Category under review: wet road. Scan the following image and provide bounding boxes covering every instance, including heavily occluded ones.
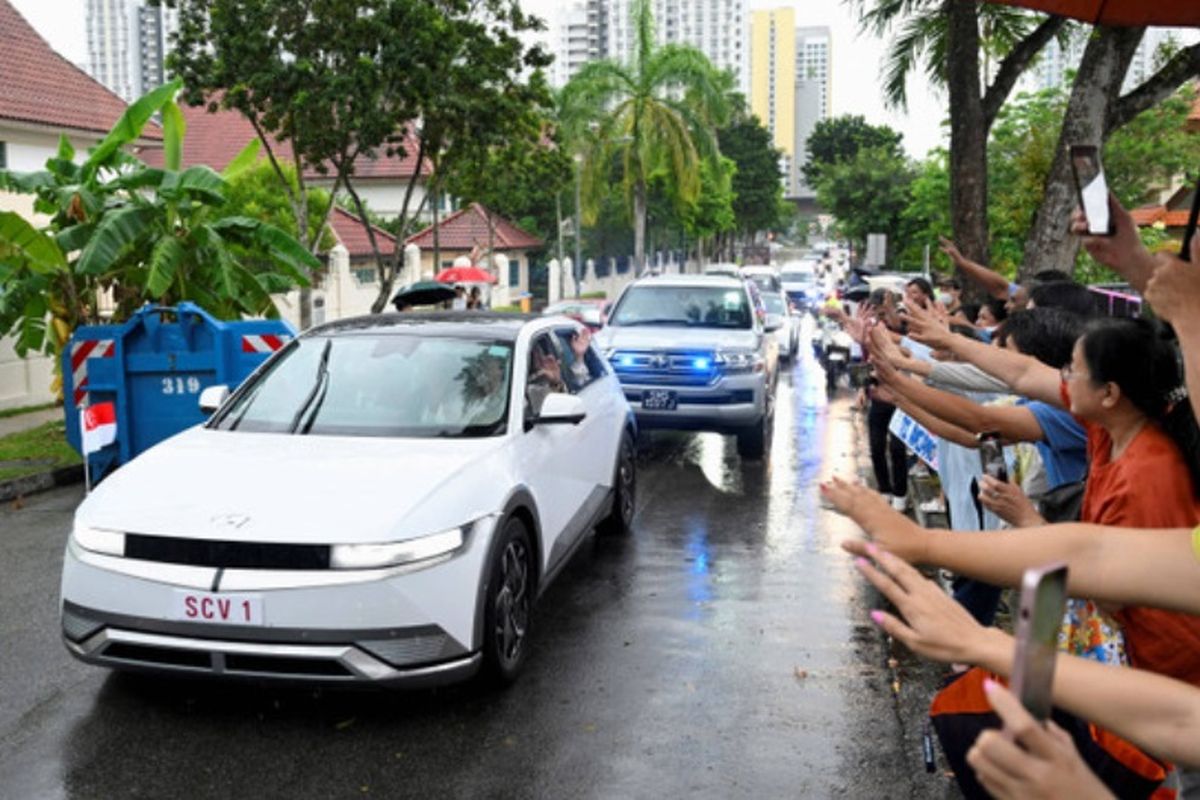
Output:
[0,339,943,799]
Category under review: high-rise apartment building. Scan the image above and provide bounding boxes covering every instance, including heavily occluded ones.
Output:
[551,0,607,88]
[793,27,831,196]
[86,0,177,102]
[606,0,749,96]
[749,9,795,188]
[1030,27,1197,94]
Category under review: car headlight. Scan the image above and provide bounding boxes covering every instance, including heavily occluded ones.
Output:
[716,349,765,373]
[330,525,468,570]
[72,523,125,556]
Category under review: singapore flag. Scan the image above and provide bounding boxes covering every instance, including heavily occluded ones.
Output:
[80,402,117,455]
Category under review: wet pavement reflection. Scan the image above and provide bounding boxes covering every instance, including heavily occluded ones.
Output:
[0,321,935,799]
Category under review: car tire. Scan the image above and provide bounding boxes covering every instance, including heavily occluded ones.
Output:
[481,517,535,685]
[598,430,636,536]
[737,408,772,459]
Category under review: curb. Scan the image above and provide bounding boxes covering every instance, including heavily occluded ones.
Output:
[0,464,84,503]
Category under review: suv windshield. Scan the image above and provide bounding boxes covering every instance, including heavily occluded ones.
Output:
[212,335,513,437]
[743,273,781,293]
[762,293,786,314]
[610,285,752,329]
[780,271,815,285]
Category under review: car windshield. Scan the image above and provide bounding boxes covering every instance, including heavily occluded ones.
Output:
[212,335,513,438]
[609,285,752,329]
[744,273,780,293]
[781,271,815,285]
[763,293,786,314]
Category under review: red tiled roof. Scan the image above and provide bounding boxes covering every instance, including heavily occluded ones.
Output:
[138,101,431,179]
[329,206,396,257]
[406,203,543,251]
[1131,205,1193,228]
[0,0,160,139]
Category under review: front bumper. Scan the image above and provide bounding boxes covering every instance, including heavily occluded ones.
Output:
[59,516,500,687]
[618,371,767,431]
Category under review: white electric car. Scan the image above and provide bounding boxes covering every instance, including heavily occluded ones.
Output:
[60,313,636,687]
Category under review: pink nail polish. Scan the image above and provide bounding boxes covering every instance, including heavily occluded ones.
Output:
[982,678,996,693]
[866,542,879,557]
[869,610,885,625]
[854,557,869,569]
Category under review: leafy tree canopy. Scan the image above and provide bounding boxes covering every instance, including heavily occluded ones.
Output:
[803,114,904,187]
[718,115,784,237]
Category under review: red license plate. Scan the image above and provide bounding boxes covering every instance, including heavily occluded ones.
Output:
[171,590,264,625]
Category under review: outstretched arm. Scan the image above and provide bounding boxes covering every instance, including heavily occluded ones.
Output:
[825,477,1200,613]
[859,548,1200,771]
[940,236,1012,301]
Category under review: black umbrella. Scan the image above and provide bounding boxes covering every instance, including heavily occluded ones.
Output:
[392,280,457,310]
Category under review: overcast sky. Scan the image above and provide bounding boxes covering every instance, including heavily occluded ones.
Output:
[15,0,950,155]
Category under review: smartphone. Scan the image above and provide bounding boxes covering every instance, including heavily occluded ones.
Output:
[977,431,1008,483]
[1069,145,1114,236]
[848,362,876,389]
[1010,563,1069,720]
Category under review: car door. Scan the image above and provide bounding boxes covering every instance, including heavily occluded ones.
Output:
[512,330,602,574]
[553,324,625,490]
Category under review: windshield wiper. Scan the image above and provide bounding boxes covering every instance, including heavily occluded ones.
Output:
[616,318,690,327]
[289,339,332,434]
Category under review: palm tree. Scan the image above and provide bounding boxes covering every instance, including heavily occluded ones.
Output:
[558,0,729,275]
[851,0,1065,270]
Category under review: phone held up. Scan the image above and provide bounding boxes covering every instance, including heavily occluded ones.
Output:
[1010,563,1069,721]
[1069,144,1115,237]
[977,431,1008,483]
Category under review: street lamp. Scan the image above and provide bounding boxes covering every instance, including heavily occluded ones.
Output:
[573,152,583,299]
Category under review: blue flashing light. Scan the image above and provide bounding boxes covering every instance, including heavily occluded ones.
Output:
[617,355,636,368]
[692,357,711,370]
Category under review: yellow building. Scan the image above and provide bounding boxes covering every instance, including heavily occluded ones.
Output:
[749,9,796,180]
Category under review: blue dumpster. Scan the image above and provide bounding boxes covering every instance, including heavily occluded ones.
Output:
[63,302,296,482]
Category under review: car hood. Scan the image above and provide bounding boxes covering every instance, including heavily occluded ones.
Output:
[78,427,512,544]
[596,326,759,352]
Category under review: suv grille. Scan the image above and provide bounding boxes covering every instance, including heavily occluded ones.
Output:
[124,534,331,570]
[610,350,718,387]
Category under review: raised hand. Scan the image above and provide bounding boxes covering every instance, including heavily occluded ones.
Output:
[978,474,1045,528]
[821,476,929,563]
[1145,236,1200,325]
[902,299,953,350]
[967,681,1116,800]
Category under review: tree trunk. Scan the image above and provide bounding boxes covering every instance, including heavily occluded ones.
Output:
[946,0,989,278]
[633,181,647,276]
[432,181,441,278]
[1020,27,1144,281]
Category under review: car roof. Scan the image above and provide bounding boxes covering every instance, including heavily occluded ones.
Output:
[304,311,543,341]
[632,274,746,288]
[739,265,778,274]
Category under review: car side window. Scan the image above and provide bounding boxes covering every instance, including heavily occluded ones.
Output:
[525,333,566,419]
[554,326,605,393]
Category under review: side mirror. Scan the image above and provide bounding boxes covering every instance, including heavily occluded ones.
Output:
[764,314,784,333]
[198,385,230,414]
[535,392,586,426]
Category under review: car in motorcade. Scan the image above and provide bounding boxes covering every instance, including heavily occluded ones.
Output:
[60,312,637,688]
[542,298,609,330]
[740,266,800,363]
[594,275,780,458]
[780,262,823,312]
[702,262,740,278]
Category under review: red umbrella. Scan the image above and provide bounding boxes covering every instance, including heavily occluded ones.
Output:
[986,0,1200,26]
[434,266,497,284]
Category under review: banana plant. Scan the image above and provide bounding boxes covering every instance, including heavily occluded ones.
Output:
[0,80,319,398]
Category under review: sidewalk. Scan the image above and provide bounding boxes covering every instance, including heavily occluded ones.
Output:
[0,406,82,503]
[0,406,62,438]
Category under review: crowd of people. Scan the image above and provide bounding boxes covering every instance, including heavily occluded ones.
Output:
[819,193,1200,799]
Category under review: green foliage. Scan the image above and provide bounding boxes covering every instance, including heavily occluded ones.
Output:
[221,160,336,257]
[896,149,952,269]
[813,145,916,261]
[675,156,736,242]
[0,83,316,374]
[0,421,81,482]
[718,116,784,236]
[803,115,904,187]
[559,0,731,270]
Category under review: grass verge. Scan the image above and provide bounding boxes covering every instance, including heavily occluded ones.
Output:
[0,420,81,482]
[0,402,57,420]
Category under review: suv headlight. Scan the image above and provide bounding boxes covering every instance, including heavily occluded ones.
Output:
[331,525,468,570]
[72,523,126,556]
[716,349,764,373]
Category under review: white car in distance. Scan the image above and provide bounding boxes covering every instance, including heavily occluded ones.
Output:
[60,313,636,688]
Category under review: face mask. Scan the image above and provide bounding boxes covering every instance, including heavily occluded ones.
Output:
[937,292,954,306]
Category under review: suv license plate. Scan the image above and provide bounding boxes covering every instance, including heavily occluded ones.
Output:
[642,389,677,410]
[171,590,264,626]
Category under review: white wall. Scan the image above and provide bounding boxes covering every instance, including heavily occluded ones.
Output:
[0,126,101,410]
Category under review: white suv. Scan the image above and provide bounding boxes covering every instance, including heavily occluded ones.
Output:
[60,313,636,688]
[595,275,779,458]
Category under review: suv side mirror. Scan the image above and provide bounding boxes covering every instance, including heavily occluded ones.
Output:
[199,385,230,414]
[535,392,586,426]
[763,313,785,333]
